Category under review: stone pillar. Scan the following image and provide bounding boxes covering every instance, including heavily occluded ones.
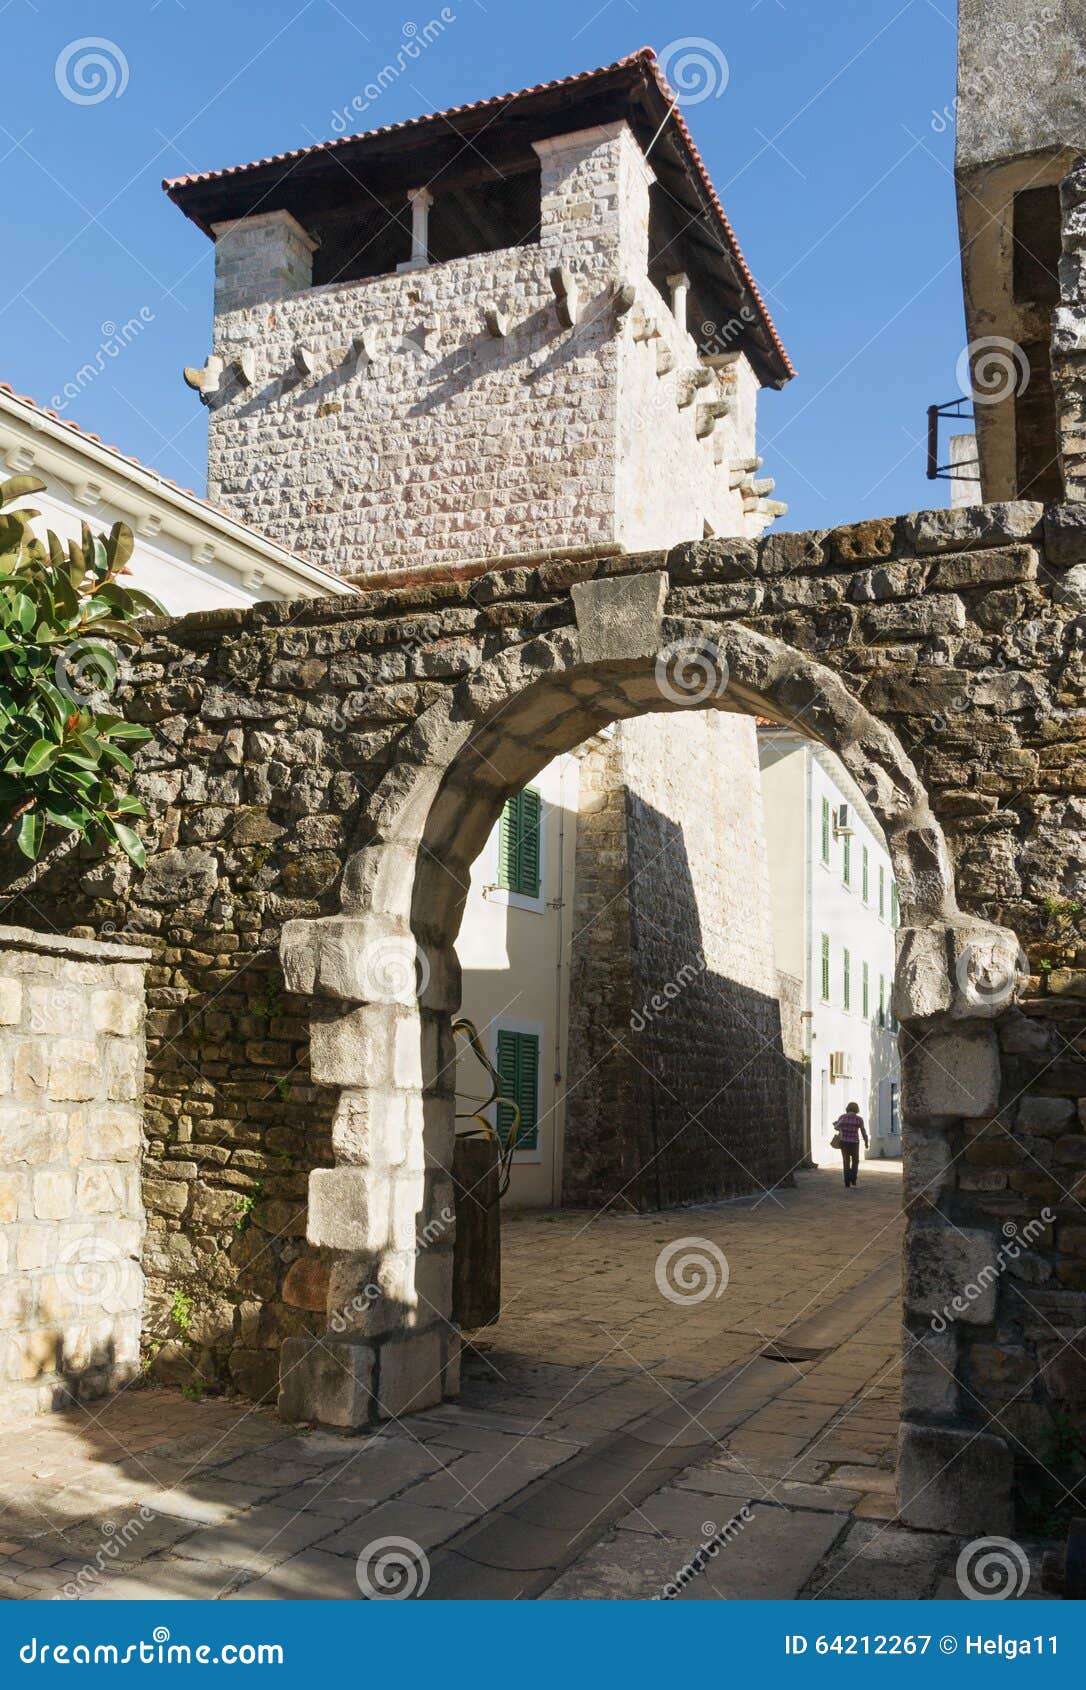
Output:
[397,187,433,271]
[277,913,459,1429]
[667,271,691,331]
[0,926,150,1420]
[212,209,317,315]
[892,920,1022,1533]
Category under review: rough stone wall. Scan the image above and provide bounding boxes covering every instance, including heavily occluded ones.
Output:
[564,714,792,1211]
[4,501,1083,1523]
[563,734,642,1208]
[0,927,148,1421]
[1054,156,1086,504]
[204,122,765,575]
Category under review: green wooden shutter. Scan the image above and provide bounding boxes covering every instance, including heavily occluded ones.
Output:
[843,834,851,885]
[820,798,830,863]
[862,960,870,1018]
[495,1029,540,1152]
[820,934,830,1001]
[843,947,851,1011]
[518,788,541,897]
[862,846,869,902]
[498,798,518,890]
[497,789,542,897]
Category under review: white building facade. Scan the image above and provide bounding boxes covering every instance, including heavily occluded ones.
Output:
[758,727,901,1166]
[454,751,584,1209]
[0,382,355,615]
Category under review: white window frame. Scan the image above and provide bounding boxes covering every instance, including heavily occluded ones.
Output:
[486,792,547,914]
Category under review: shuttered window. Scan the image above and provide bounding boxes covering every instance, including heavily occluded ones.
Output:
[843,948,851,1011]
[862,846,870,902]
[498,788,542,898]
[495,1029,540,1152]
[820,933,830,1002]
[820,797,830,863]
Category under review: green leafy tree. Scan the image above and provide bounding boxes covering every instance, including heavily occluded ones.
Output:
[0,475,164,865]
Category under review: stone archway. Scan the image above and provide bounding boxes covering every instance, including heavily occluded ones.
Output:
[277,576,1025,1532]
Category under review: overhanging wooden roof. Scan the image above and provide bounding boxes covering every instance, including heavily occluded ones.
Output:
[164,49,793,388]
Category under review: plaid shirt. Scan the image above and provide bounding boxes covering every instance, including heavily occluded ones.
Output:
[835,1111,866,1143]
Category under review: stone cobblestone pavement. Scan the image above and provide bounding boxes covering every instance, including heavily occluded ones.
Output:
[0,1167,1057,1600]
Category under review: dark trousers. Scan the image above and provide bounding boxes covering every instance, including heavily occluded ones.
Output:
[840,1142,860,1186]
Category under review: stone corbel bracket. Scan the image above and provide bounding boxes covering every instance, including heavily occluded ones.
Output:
[348,329,379,373]
[676,368,713,408]
[294,345,320,379]
[612,278,637,318]
[183,354,224,401]
[696,397,733,438]
[549,266,580,330]
[484,305,510,338]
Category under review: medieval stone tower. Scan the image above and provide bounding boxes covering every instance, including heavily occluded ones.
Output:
[166,50,792,575]
[167,51,799,1211]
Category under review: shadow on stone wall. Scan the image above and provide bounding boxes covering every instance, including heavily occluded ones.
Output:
[564,795,802,1211]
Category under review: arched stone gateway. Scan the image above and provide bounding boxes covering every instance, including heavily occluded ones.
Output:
[21,506,1085,1537]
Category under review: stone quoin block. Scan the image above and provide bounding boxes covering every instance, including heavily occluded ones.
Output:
[897,1423,1013,1534]
[900,1026,1001,1120]
[307,1167,392,1253]
[570,570,669,666]
[277,1333,375,1429]
[905,1218,1002,1326]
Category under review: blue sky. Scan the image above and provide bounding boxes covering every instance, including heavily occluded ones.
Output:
[3,0,965,532]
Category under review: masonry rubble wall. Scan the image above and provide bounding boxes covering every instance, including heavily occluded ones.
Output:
[1,501,1082,1524]
[0,926,149,1422]
[204,122,766,577]
[565,712,793,1209]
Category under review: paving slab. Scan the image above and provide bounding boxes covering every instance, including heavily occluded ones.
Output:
[170,1503,344,1573]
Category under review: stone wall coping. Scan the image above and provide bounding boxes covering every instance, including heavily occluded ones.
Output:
[134,496,1076,649]
[0,923,152,965]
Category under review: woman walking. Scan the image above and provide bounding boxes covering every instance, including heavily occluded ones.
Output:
[834,1100,869,1188]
